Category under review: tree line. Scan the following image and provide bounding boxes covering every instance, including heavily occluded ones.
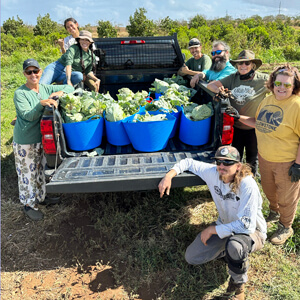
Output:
[1,8,300,63]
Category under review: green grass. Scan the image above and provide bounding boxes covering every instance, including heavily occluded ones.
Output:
[1,50,300,300]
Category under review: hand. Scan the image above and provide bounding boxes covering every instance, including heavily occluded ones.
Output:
[200,226,217,246]
[57,39,64,49]
[67,80,73,87]
[225,106,240,120]
[288,163,300,182]
[49,91,64,99]
[94,79,101,92]
[190,73,201,88]
[214,88,235,102]
[158,175,172,198]
[40,98,58,109]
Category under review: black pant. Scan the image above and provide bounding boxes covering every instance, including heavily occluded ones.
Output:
[232,127,258,175]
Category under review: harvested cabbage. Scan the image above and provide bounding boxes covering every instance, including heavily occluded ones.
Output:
[105,102,126,122]
[133,112,167,122]
[188,103,213,121]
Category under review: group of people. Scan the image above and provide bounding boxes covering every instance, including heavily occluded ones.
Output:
[12,22,299,299]
[40,18,100,92]
[163,38,300,299]
[12,17,100,221]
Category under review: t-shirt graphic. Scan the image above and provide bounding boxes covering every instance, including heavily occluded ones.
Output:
[214,186,240,202]
[256,104,283,133]
[231,85,256,105]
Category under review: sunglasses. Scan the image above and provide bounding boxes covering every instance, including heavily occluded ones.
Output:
[211,50,225,56]
[24,69,40,75]
[216,159,237,166]
[238,61,251,66]
[274,81,292,89]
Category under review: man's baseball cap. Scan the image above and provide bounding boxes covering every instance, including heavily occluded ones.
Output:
[213,146,240,162]
[188,38,201,49]
[23,59,40,71]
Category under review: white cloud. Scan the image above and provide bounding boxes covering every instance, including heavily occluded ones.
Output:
[53,5,82,23]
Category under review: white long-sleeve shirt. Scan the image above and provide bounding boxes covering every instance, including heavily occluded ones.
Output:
[172,158,267,239]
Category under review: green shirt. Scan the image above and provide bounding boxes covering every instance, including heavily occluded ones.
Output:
[58,44,96,75]
[220,72,269,129]
[185,54,212,72]
[13,84,74,144]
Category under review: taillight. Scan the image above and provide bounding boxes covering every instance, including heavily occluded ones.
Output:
[121,40,145,44]
[41,119,56,154]
[221,113,234,145]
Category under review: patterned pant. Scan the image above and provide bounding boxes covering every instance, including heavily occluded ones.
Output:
[13,141,46,208]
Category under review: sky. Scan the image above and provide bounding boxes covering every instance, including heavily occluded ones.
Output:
[1,0,300,27]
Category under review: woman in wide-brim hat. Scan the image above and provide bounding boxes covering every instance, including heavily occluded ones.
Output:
[207,50,269,176]
[40,30,100,92]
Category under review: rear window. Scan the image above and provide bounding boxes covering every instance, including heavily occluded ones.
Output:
[94,35,183,70]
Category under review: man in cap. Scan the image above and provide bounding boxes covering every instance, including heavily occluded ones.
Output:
[190,40,236,88]
[158,145,267,300]
[207,50,269,176]
[178,38,212,77]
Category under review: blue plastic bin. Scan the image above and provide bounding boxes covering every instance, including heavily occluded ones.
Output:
[62,116,104,151]
[169,106,182,139]
[123,111,176,152]
[179,111,211,146]
[104,114,131,146]
[155,92,162,99]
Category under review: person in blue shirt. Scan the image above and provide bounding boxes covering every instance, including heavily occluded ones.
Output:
[190,40,236,87]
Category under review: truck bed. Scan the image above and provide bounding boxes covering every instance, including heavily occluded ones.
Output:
[43,34,223,194]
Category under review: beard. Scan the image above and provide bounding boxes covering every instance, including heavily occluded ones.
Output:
[211,55,227,72]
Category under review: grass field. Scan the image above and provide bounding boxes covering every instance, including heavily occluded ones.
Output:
[1,50,300,299]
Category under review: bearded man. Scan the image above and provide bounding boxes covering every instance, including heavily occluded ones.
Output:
[190,40,236,88]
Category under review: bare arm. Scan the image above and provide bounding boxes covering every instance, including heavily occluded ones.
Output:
[238,116,256,128]
[190,72,206,88]
[178,64,201,77]
[65,65,73,86]
[57,39,66,54]
[207,80,223,93]
[158,169,177,198]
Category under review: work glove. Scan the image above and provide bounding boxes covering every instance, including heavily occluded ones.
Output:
[214,88,236,113]
[288,163,300,182]
[224,106,240,120]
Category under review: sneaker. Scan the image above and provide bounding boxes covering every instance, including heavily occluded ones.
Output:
[270,223,294,245]
[40,195,61,206]
[218,277,245,300]
[23,206,44,221]
[266,210,280,223]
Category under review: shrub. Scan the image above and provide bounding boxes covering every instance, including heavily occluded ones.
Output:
[97,20,117,38]
[126,8,156,37]
[33,13,58,36]
[1,33,16,54]
[2,16,24,37]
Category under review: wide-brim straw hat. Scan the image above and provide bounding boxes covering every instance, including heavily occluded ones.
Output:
[76,30,94,43]
[230,50,262,69]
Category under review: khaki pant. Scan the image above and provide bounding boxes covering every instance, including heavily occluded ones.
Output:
[84,77,98,92]
[258,153,300,228]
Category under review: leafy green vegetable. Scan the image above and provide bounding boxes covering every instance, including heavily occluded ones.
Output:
[133,112,168,122]
[184,103,214,121]
[105,102,126,122]
[60,90,107,123]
